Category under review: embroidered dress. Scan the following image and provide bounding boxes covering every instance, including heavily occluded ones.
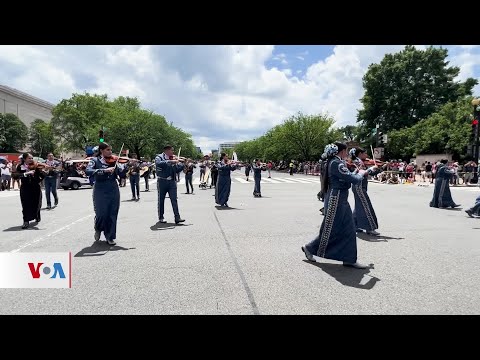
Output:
[429,164,457,208]
[304,157,364,263]
[215,162,237,206]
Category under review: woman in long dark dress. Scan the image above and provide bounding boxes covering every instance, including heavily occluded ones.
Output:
[429,159,460,208]
[349,147,381,236]
[301,142,374,269]
[12,153,46,229]
[215,152,238,207]
[85,143,125,246]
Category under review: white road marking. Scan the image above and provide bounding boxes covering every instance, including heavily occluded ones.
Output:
[10,214,93,253]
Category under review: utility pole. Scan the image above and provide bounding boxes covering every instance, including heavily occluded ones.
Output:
[375,123,379,148]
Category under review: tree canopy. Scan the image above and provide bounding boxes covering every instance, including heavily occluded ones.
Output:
[0,113,28,153]
[234,112,340,162]
[50,93,201,159]
[357,46,477,133]
[386,98,473,159]
[29,119,57,158]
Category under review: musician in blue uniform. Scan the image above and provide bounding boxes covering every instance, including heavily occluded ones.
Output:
[85,142,125,246]
[155,145,185,224]
[44,152,61,209]
[429,159,460,209]
[252,159,266,197]
[301,142,375,269]
[215,152,238,207]
[349,147,381,236]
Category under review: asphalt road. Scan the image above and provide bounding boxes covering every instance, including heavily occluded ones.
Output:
[1,171,479,314]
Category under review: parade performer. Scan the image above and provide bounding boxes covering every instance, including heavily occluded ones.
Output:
[301,142,374,269]
[44,152,62,209]
[12,153,46,229]
[85,142,126,245]
[184,159,196,194]
[155,145,185,224]
[215,152,238,207]
[429,159,460,209]
[349,147,381,236]
[252,159,266,197]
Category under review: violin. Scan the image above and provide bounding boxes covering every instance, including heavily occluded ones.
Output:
[26,161,49,171]
[169,155,186,162]
[363,158,386,166]
[103,155,130,166]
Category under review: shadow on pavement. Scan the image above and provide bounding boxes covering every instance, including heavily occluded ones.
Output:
[3,221,41,231]
[303,260,380,289]
[74,241,135,257]
[215,206,243,210]
[356,232,404,242]
[150,221,192,230]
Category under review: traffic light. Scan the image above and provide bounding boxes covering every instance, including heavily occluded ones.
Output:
[378,131,384,145]
[472,118,478,140]
[98,129,104,143]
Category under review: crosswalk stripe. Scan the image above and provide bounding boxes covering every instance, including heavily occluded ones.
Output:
[261,178,282,184]
[273,178,298,183]
[285,178,315,183]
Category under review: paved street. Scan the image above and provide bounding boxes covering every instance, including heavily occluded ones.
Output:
[1,171,480,314]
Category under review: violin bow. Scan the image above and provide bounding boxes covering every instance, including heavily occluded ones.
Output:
[370,145,377,166]
[115,143,125,169]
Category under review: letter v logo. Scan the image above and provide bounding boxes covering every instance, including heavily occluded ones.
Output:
[28,263,43,278]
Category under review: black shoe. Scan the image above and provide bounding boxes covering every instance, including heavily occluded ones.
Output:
[465,209,474,217]
[175,218,185,224]
[46,205,51,210]
[159,218,167,223]
[21,222,29,229]
[452,204,461,208]
[36,215,41,223]
[54,199,58,206]
[94,230,101,241]
[136,198,140,201]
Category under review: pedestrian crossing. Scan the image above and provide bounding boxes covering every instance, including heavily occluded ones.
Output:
[177,176,320,185]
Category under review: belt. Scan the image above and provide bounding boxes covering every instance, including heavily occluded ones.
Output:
[158,176,173,180]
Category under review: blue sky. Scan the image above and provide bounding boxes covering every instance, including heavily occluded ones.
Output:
[0,45,478,153]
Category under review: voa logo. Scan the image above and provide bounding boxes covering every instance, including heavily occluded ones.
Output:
[28,262,66,279]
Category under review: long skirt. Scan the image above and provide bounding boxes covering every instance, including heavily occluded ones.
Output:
[93,180,120,241]
[215,175,231,206]
[430,178,456,208]
[20,182,42,222]
[352,184,378,231]
[305,188,357,263]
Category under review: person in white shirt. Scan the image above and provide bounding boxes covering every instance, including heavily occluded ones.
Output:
[1,162,12,190]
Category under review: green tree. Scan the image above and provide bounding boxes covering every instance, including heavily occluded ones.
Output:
[29,119,57,158]
[281,112,340,161]
[0,113,28,152]
[51,93,111,152]
[338,125,360,142]
[358,45,477,133]
[234,112,341,162]
[386,98,472,159]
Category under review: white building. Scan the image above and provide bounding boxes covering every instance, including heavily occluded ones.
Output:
[219,142,241,152]
[0,84,54,126]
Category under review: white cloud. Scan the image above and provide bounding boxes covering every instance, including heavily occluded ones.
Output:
[296,56,305,60]
[0,45,476,151]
